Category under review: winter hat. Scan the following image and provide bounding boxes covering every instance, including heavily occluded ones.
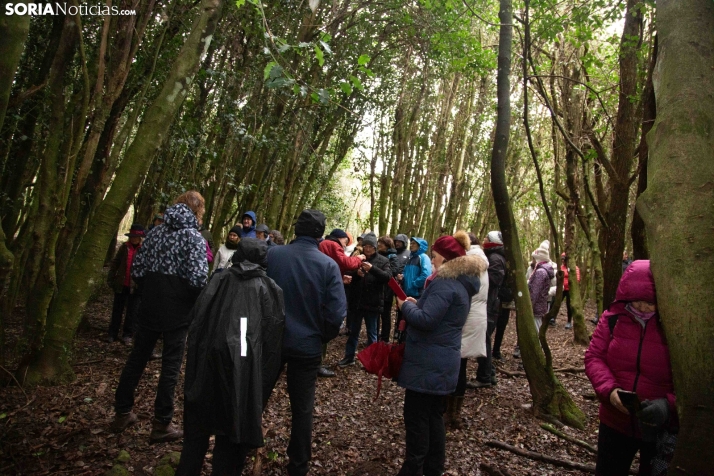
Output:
[294,209,326,238]
[256,224,270,234]
[228,225,242,237]
[362,232,378,248]
[126,224,146,238]
[487,231,503,245]
[533,247,550,263]
[539,240,551,252]
[432,235,467,262]
[329,228,348,240]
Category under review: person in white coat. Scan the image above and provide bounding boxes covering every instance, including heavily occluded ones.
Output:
[212,226,242,275]
[445,231,489,429]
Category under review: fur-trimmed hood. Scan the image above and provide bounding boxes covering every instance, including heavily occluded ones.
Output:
[437,254,488,279]
[436,254,486,299]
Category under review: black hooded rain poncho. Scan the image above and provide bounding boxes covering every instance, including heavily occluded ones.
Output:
[183,238,284,448]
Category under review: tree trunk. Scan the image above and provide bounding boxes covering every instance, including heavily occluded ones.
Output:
[631,36,657,260]
[0,0,31,132]
[18,0,225,386]
[490,0,584,429]
[601,0,644,308]
[638,0,714,472]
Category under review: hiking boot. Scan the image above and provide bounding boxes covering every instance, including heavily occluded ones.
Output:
[490,376,498,386]
[149,418,183,444]
[451,396,464,429]
[337,357,355,368]
[110,412,138,433]
[317,366,336,378]
[466,380,491,389]
[492,352,503,361]
[564,322,572,330]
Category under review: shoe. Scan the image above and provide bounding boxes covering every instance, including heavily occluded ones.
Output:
[110,412,138,433]
[490,376,498,386]
[122,336,133,346]
[106,336,117,343]
[549,319,556,327]
[451,396,464,429]
[337,357,355,368]
[149,418,183,444]
[444,396,454,427]
[466,380,492,389]
[564,322,572,329]
[317,366,336,378]
[513,347,521,359]
[492,352,503,361]
[149,351,162,361]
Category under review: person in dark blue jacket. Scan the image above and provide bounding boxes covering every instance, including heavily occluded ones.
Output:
[241,211,257,238]
[396,234,481,476]
[266,209,346,476]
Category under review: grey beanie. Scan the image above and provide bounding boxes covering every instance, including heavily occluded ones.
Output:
[362,232,378,248]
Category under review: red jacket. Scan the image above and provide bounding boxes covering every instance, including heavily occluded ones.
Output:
[318,238,362,274]
[584,260,676,437]
[560,264,580,291]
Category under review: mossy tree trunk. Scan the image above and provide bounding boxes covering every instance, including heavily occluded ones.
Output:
[18,0,225,386]
[0,0,30,132]
[490,0,585,429]
[638,0,714,471]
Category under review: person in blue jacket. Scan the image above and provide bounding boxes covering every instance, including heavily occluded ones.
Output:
[395,234,481,476]
[266,209,346,476]
[241,211,257,238]
[395,237,432,341]
[399,237,432,298]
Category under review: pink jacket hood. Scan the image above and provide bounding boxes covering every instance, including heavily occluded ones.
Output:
[584,260,676,437]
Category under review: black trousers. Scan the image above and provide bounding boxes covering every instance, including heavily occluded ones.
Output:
[475,320,496,383]
[109,287,140,338]
[398,389,446,476]
[453,358,468,397]
[596,423,655,476]
[175,410,250,476]
[563,290,573,323]
[114,325,187,422]
[281,355,322,476]
[492,307,511,358]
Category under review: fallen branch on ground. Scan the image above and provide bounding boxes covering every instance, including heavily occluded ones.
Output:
[554,366,586,374]
[484,439,596,473]
[540,423,597,454]
[496,367,585,379]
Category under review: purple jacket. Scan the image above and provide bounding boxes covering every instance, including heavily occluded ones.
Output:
[584,260,677,437]
[528,262,554,317]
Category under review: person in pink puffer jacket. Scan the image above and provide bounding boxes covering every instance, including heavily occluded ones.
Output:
[585,260,677,476]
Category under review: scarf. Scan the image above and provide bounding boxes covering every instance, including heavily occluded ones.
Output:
[625,303,656,322]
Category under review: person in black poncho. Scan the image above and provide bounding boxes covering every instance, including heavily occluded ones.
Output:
[176,238,285,476]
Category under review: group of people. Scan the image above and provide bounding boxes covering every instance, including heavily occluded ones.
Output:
[105,189,677,476]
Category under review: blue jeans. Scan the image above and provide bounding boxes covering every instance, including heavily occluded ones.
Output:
[344,310,378,359]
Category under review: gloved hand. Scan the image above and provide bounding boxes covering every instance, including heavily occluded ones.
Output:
[638,398,669,442]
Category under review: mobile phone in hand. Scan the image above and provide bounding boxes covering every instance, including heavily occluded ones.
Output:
[617,390,641,413]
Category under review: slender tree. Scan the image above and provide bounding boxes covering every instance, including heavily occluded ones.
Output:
[490,0,584,428]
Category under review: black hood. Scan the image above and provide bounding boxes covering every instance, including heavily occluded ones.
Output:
[231,238,268,269]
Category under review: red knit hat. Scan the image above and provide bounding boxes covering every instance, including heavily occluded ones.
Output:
[432,235,466,261]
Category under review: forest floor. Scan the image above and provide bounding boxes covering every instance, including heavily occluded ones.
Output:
[0,287,622,476]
